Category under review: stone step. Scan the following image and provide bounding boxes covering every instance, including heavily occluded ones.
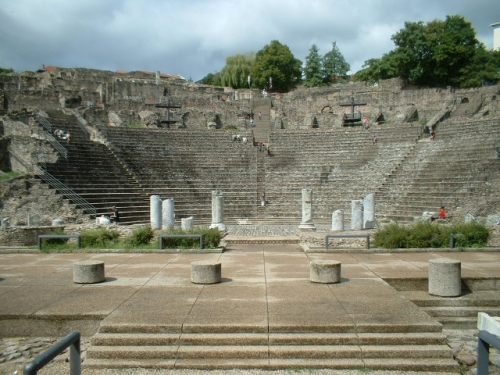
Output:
[92,331,449,346]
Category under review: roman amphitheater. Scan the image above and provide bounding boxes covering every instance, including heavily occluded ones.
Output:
[1,67,500,374]
[1,67,500,230]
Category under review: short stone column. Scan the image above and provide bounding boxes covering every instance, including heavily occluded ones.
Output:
[28,214,40,227]
[428,258,461,297]
[209,190,226,231]
[162,198,175,230]
[150,195,162,230]
[363,193,375,229]
[299,188,316,231]
[73,260,105,284]
[182,216,194,231]
[52,219,64,226]
[331,210,344,231]
[191,261,221,284]
[310,260,341,284]
[351,200,363,230]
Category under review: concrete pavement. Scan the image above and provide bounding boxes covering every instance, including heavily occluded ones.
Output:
[1,243,499,338]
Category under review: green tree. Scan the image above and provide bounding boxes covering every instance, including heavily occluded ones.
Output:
[0,67,14,74]
[322,42,350,83]
[391,15,482,86]
[303,44,324,87]
[220,53,255,88]
[354,14,492,88]
[250,40,302,92]
[457,47,500,87]
[198,72,222,86]
[354,52,398,83]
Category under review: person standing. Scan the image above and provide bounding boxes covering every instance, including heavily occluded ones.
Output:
[260,192,266,206]
[258,111,262,121]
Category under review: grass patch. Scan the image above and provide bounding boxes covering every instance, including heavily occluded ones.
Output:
[126,123,144,128]
[373,220,490,249]
[81,227,120,248]
[160,227,222,249]
[0,171,20,181]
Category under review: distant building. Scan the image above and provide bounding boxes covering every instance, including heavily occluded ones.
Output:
[491,22,500,51]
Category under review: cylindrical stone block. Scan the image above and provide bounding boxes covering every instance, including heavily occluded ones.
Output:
[428,258,461,297]
[73,260,105,284]
[52,219,64,226]
[182,216,194,231]
[331,210,344,231]
[310,260,341,284]
[191,261,221,284]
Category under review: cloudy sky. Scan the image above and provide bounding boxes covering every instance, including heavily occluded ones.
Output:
[1,0,498,81]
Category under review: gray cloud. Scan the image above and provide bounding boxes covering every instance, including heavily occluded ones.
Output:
[0,0,498,81]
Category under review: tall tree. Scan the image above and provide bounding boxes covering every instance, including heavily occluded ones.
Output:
[198,72,222,86]
[322,42,350,83]
[303,44,324,87]
[354,15,491,88]
[250,40,302,92]
[219,53,255,88]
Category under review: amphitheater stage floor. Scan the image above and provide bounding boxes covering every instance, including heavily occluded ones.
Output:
[0,244,499,338]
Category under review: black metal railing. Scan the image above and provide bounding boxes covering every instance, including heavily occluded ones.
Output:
[37,164,97,217]
[23,331,81,375]
[35,113,68,160]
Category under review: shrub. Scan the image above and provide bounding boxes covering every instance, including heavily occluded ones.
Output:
[81,228,120,248]
[124,225,154,246]
[160,227,222,249]
[43,228,69,245]
[373,220,490,249]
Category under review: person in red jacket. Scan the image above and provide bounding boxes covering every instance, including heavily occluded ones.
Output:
[439,206,446,219]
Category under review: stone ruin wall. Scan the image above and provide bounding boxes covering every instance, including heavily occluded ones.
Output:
[2,67,497,134]
[0,68,249,130]
[271,78,496,130]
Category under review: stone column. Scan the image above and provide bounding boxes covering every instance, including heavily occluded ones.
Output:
[162,198,175,230]
[182,216,194,231]
[351,200,363,230]
[299,188,316,231]
[363,193,375,229]
[209,190,226,231]
[150,195,162,230]
[331,210,344,231]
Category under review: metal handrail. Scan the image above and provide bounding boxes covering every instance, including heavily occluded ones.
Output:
[35,113,68,160]
[35,113,53,133]
[23,331,81,375]
[37,165,97,217]
[75,116,90,137]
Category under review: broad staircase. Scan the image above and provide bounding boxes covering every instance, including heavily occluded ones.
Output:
[40,110,149,223]
[85,324,457,371]
[252,97,272,144]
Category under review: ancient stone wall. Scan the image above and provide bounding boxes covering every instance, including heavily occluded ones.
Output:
[0,226,63,246]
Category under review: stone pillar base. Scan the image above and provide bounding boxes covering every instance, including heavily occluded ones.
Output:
[428,258,461,297]
[191,261,221,284]
[299,223,316,232]
[310,260,341,284]
[73,260,105,284]
[209,223,226,231]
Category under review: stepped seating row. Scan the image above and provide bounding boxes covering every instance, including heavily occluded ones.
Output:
[41,111,150,223]
[378,117,500,221]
